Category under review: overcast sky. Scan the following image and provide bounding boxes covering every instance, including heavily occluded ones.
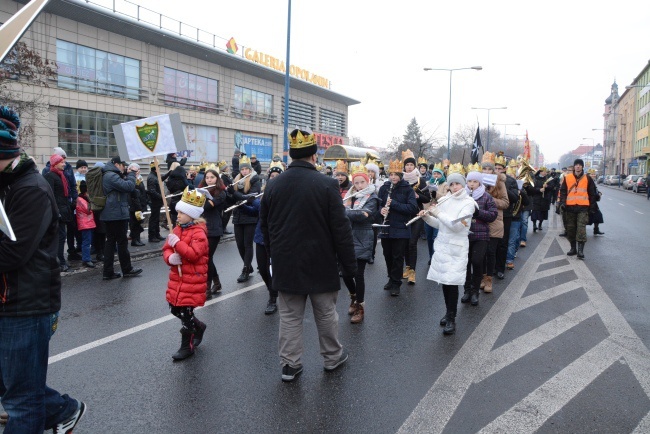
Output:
[119,0,647,163]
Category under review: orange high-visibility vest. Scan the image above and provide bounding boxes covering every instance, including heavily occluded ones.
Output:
[565,173,589,206]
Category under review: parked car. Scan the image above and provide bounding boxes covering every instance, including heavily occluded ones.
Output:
[623,174,642,190]
[596,175,605,184]
[632,177,647,194]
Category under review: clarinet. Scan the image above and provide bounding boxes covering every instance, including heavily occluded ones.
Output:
[372,182,395,234]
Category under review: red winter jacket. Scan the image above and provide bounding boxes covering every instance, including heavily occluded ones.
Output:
[164,223,209,307]
[76,195,96,230]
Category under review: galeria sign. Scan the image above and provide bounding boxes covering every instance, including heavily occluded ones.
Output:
[244,48,330,89]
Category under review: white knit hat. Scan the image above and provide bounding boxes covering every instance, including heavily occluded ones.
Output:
[53,147,67,158]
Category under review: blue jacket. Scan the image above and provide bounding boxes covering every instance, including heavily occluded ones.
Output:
[100,163,136,221]
[377,179,418,239]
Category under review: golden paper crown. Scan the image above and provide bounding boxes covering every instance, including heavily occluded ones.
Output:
[351,163,369,177]
[433,162,444,172]
[189,165,197,172]
[378,161,384,169]
[181,186,206,207]
[508,158,517,168]
[199,160,209,170]
[447,163,465,176]
[288,128,316,148]
[481,151,495,165]
[239,155,251,166]
[268,161,284,172]
[207,163,218,172]
[417,156,428,166]
[467,162,482,173]
[494,153,506,167]
[388,159,403,174]
[402,149,415,163]
[218,160,227,169]
[335,159,348,174]
[587,168,596,175]
[539,166,548,172]
[506,166,517,177]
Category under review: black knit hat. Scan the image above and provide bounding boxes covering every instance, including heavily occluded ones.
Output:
[573,158,585,167]
[0,106,21,159]
[76,159,88,169]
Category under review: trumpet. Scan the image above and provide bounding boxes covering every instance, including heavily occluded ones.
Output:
[224,192,263,213]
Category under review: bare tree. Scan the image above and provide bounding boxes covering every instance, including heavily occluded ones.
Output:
[0,42,57,149]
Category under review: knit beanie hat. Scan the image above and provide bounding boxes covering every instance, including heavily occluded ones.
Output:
[76,159,88,169]
[446,172,466,187]
[0,106,22,159]
[466,171,483,184]
[53,147,67,158]
[50,154,65,167]
[175,187,206,219]
[351,172,370,183]
[573,158,584,167]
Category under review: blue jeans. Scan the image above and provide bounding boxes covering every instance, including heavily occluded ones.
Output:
[519,210,530,242]
[507,218,522,263]
[81,229,93,262]
[424,223,438,260]
[0,313,78,433]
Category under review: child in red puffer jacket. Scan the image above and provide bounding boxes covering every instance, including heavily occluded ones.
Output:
[163,187,209,361]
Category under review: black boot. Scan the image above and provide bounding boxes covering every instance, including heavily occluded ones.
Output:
[533,221,537,233]
[577,242,585,260]
[593,226,604,235]
[440,313,450,326]
[265,297,278,315]
[208,275,222,297]
[237,267,250,283]
[460,289,471,303]
[443,314,456,335]
[172,329,195,361]
[470,291,479,306]
[537,223,543,231]
[192,320,206,347]
[567,241,577,256]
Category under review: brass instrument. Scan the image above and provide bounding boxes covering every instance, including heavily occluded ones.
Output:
[517,159,536,188]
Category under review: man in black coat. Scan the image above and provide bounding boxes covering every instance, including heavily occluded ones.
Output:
[147,162,164,242]
[260,128,356,382]
[494,156,520,279]
[165,152,186,170]
[250,154,263,175]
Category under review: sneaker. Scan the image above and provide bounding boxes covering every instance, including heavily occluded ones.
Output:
[265,300,277,315]
[103,272,121,280]
[53,401,87,434]
[281,364,303,382]
[324,349,349,371]
[520,241,526,247]
[390,285,400,296]
[506,262,515,270]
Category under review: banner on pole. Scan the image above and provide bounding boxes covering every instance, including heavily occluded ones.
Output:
[112,113,187,161]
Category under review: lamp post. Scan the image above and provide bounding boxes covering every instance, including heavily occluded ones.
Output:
[492,123,520,150]
[424,66,482,159]
[582,137,595,171]
[471,106,507,151]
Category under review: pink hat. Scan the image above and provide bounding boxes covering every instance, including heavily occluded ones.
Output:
[50,154,65,167]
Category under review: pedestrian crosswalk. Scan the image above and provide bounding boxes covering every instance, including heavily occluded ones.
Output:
[399,231,650,433]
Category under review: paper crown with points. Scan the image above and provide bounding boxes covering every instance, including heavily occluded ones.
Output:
[433,162,444,172]
[239,154,251,166]
[288,128,316,148]
[351,163,369,177]
[189,165,197,172]
[447,163,465,176]
[268,160,284,174]
[494,151,506,167]
[481,151,495,165]
[388,158,403,174]
[506,166,517,177]
[180,186,206,208]
[335,159,348,174]
[417,156,428,166]
[466,162,482,173]
[198,161,209,170]
[207,163,218,172]
[401,149,415,163]
[217,160,227,169]
[508,158,517,168]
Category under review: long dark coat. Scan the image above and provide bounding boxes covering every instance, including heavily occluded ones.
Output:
[377,179,419,239]
[526,172,552,220]
[260,160,356,295]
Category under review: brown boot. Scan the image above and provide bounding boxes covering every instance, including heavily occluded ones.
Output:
[408,268,416,285]
[483,276,493,293]
[351,303,364,324]
[480,274,488,289]
[402,266,411,279]
[348,295,357,315]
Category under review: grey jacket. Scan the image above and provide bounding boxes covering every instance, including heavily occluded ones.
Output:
[345,193,380,261]
[101,163,136,221]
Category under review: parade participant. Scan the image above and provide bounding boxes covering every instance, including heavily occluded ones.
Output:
[194,161,207,186]
[519,162,534,247]
[494,154,519,279]
[44,153,73,272]
[505,163,530,270]
[420,171,476,335]
[164,161,190,227]
[76,181,96,268]
[335,159,350,198]
[253,161,284,314]
[480,153,509,293]
[559,159,597,259]
[164,187,209,360]
[101,156,143,280]
[462,167,497,306]
[325,165,334,177]
[231,149,241,178]
[401,150,431,284]
[260,128,356,382]
[378,162,387,180]
[147,161,164,242]
[424,164,449,265]
[527,166,552,232]
[228,154,261,283]
[342,165,380,323]
[587,169,605,235]
[199,168,227,299]
[418,157,431,181]
[250,154,262,175]
[165,152,186,170]
[378,158,419,296]
[218,160,234,234]
[558,166,570,237]
[0,106,87,433]
[365,160,383,263]
[128,163,146,247]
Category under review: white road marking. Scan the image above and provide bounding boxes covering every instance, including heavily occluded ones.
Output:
[619,203,625,206]
[48,282,265,364]
[398,232,650,433]
[636,210,643,214]
[607,197,612,200]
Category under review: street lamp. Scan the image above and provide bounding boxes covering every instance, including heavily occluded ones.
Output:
[582,137,595,171]
[471,106,507,151]
[424,66,483,159]
[492,123,520,149]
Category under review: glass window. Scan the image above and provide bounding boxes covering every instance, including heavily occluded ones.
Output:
[233,86,273,122]
[162,67,219,113]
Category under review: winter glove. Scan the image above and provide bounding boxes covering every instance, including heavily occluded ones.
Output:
[167,233,180,247]
[227,185,235,195]
[246,194,256,204]
[135,211,144,221]
[168,252,182,265]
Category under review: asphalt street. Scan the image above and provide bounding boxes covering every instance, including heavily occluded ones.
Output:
[2,186,649,433]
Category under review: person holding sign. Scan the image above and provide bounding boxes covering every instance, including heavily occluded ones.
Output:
[0,106,87,433]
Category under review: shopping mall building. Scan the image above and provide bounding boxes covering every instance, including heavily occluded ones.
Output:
[0,0,359,168]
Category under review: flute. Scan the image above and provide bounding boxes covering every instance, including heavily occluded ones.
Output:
[224,192,264,213]
[405,189,464,226]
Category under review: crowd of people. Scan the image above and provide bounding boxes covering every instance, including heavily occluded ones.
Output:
[0,102,615,430]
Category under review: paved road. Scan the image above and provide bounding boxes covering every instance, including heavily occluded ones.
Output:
[2,188,649,433]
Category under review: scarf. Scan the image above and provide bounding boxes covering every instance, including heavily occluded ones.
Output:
[50,163,69,197]
[403,169,419,185]
[344,185,375,210]
[1,152,29,174]
[466,184,485,201]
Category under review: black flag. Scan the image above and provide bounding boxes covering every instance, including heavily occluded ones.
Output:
[471,126,482,164]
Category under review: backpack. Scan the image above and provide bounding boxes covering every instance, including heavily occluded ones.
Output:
[86,166,106,211]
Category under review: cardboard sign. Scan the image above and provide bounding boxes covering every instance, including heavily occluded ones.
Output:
[482,173,497,187]
[113,113,187,161]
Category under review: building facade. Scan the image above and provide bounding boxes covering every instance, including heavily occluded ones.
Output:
[0,0,359,169]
